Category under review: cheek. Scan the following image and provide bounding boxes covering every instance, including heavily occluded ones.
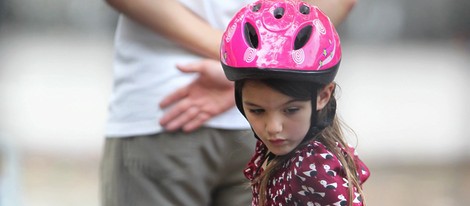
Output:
[245,114,259,128]
[245,114,264,135]
[290,114,311,136]
[286,121,309,138]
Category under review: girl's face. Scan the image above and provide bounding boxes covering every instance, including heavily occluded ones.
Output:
[242,80,312,156]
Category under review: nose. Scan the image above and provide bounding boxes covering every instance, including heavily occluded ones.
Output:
[266,116,283,135]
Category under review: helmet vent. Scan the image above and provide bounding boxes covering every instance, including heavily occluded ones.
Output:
[299,5,310,14]
[273,7,285,19]
[294,25,312,50]
[252,3,261,12]
[244,22,259,48]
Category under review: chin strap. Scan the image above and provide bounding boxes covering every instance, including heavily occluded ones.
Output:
[307,90,337,140]
[319,96,337,129]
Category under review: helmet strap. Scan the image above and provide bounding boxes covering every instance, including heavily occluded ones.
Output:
[306,89,336,140]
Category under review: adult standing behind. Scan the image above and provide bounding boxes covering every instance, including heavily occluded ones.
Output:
[101,0,356,206]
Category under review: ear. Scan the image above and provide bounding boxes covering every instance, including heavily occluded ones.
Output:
[316,83,335,111]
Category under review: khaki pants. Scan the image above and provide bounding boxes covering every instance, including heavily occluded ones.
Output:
[101,127,255,206]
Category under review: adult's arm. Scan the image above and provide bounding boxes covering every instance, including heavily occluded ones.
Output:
[105,0,357,60]
[305,0,357,26]
[105,0,221,59]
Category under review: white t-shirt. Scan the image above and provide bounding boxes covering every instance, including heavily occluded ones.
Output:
[106,0,253,137]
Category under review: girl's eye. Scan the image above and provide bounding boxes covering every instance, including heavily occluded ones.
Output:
[249,109,264,114]
[285,107,300,114]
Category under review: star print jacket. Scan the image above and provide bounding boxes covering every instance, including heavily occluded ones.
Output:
[244,140,370,206]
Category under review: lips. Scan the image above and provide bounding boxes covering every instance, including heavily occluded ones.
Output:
[268,138,286,145]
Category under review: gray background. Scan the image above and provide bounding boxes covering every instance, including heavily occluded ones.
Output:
[1,0,469,205]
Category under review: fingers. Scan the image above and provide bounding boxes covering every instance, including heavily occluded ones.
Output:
[176,61,204,74]
[160,80,235,131]
[161,61,205,108]
[160,59,229,132]
[160,105,212,132]
[160,104,199,131]
[182,112,211,132]
[159,86,189,108]
[159,96,192,127]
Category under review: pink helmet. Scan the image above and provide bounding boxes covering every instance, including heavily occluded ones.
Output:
[220,0,341,85]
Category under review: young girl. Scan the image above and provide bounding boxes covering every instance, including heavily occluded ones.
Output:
[220,0,370,205]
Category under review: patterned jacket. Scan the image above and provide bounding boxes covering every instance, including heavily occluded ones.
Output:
[244,140,370,206]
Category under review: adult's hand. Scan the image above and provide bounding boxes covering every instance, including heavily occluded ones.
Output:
[159,59,235,132]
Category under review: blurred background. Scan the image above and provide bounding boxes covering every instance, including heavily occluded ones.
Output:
[0,0,469,205]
